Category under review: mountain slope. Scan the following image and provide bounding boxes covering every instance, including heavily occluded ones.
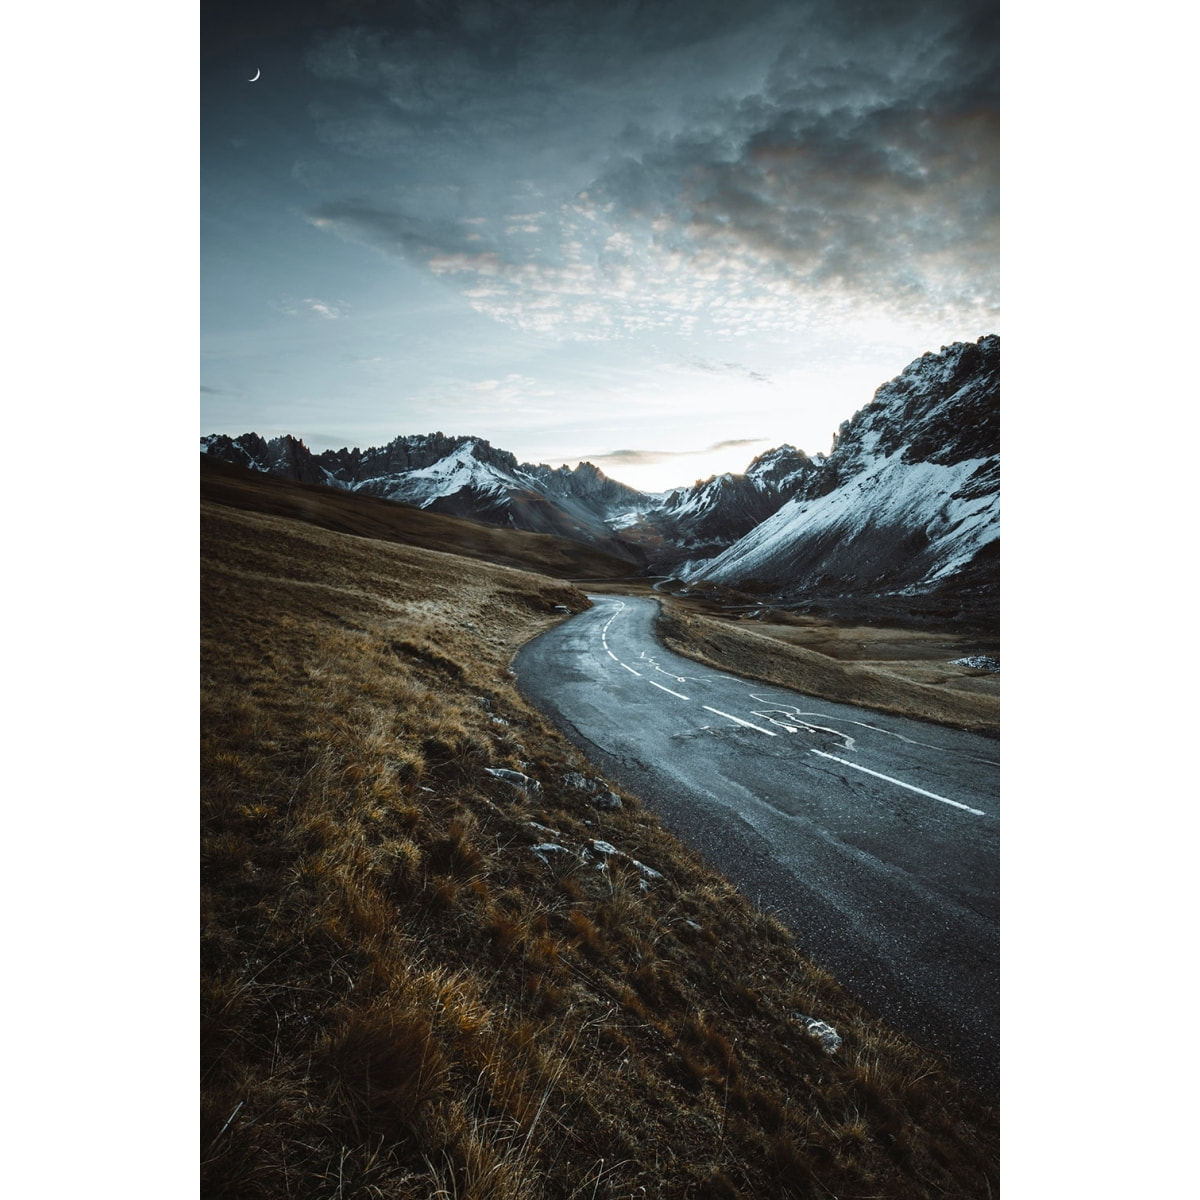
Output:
[686,336,999,610]
[637,445,825,569]
[201,432,647,565]
[200,454,642,581]
[202,497,999,1198]
[201,335,999,615]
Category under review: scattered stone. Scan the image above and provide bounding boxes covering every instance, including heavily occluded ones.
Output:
[628,857,662,880]
[490,716,509,726]
[792,1013,842,1054]
[562,771,622,809]
[529,843,571,866]
[485,767,542,794]
[584,839,662,887]
[949,655,1000,672]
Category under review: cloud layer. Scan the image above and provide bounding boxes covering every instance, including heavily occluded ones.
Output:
[297,0,997,338]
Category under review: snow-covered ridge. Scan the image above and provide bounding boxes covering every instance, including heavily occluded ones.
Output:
[683,335,999,599]
[200,430,651,560]
[201,335,999,601]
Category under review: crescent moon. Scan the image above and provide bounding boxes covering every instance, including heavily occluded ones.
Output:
[249,68,261,82]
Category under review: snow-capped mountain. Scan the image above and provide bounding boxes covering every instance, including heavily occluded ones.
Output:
[200,431,649,562]
[641,445,825,568]
[683,335,999,603]
[201,335,999,613]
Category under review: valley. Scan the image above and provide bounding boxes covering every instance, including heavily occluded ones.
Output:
[201,490,1000,1197]
[203,336,1000,634]
[200,336,1001,1196]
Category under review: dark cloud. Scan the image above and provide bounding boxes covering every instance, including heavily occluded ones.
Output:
[587,438,766,467]
[306,199,499,262]
[686,358,773,383]
[579,1,998,320]
[224,1,998,329]
[710,438,767,452]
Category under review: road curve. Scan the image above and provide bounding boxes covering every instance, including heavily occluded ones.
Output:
[514,595,999,1095]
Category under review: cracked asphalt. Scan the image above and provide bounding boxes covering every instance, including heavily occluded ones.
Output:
[514,595,999,1095]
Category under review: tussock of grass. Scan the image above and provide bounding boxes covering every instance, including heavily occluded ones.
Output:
[201,498,997,1197]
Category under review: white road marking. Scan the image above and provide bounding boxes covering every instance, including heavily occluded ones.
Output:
[807,749,986,815]
[587,596,992,813]
[600,600,626,654]
[750,705,856,749]
[649,680,690,700]
[641,652,689,683]
[843,718,967,756]
[846,719,921,744]
[702,706,778,736]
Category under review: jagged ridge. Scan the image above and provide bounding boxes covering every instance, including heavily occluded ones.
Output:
[200,431,649,564]
[201,335,999,609]
[684,335,999,605]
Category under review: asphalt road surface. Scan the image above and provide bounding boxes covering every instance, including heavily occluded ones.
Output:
[514,595,999,1095]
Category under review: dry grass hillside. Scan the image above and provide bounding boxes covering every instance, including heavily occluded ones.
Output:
[201,496,998,1198]
[653,603,1000,739]
[201,454,642,581]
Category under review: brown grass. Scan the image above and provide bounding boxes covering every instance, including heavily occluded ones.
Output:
[201,452,642,581]
[654,600,1000,738]
[201,493,998,1197]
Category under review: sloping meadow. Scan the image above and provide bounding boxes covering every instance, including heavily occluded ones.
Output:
[655,604,1000,738]
[201,501,998,1198]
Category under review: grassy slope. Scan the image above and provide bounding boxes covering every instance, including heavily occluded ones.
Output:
[654,603,1000,739]
[201,495,998,1198]
[201,454,642,581]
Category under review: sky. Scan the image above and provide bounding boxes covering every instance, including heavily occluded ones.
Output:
[12,8,1200,1192]
[202,0,998,492]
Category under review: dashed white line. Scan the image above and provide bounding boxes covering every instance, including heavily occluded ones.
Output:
[589,597,992,814]
[593,599,991,813]
[807,749,985,815]
[649,680,690,700]
[702,706,778,736]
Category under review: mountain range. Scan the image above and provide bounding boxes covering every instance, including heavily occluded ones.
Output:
[202,335,999,624]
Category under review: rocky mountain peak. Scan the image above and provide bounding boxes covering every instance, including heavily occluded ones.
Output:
[684,336,999,613]
[831,335,999,471]
[202,336,999,615]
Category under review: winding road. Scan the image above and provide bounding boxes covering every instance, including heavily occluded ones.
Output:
[514,595,999,1094]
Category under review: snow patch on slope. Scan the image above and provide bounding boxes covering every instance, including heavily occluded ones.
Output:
[354,442,516,507]
[691,451,996,590]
